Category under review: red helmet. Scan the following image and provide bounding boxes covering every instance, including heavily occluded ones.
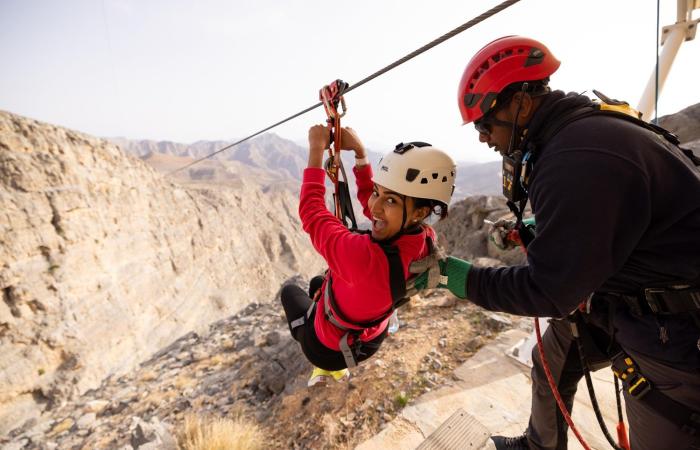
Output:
[457,36,560,124]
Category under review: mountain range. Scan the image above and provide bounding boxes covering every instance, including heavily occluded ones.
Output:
[112,102,700,201]
[110,133,503,199]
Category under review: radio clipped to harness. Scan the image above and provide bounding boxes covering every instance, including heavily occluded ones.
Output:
[502,150,528,202]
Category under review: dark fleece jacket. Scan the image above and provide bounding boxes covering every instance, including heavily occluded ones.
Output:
[467,91,700,370]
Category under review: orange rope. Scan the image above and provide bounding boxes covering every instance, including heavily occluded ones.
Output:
[535,318,592,450]
[521,234,630,449]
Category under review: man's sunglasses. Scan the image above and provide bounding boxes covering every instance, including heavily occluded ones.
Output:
[474,115,514,135]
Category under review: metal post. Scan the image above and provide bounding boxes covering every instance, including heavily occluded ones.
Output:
[637,0,699,121]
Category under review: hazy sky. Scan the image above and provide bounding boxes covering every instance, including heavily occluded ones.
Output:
[1,0,698,163]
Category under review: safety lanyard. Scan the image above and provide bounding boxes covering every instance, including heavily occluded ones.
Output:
[319,79,350,222]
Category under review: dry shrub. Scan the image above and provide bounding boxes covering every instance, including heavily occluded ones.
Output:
[174,375,198,390]
[178,414,263,450]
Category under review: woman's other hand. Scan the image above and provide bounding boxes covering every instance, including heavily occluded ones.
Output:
[340,127,366,158]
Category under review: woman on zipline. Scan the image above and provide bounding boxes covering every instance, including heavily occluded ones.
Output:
[280,124,456,386]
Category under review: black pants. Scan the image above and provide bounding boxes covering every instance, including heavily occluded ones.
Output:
[280,276,387,371]
[527,318,700,450]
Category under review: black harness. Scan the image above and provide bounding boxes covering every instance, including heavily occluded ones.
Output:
[506,95,700,438]
[292,230,433,368]
[323,232,433,368]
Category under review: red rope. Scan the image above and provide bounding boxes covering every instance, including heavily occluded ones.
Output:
[534,317,592,450]
[516,236,592,450]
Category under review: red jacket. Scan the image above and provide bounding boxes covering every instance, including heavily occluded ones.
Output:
[299,165,435,351]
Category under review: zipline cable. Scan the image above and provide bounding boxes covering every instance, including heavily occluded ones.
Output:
[653,0,660,124]
[167,0,522,176]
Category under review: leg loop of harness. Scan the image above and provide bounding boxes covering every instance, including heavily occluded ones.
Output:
[339,332,359,368]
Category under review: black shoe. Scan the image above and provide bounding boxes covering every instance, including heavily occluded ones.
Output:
[491,434,530,450]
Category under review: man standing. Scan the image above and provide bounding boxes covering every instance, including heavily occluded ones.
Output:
[414,36,700,450]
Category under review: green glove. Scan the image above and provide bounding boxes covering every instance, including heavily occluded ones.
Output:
[406,254,472,299]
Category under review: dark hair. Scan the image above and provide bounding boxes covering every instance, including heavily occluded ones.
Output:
[412,197,449,221]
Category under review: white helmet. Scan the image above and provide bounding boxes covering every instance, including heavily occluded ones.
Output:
[373,142,456,205]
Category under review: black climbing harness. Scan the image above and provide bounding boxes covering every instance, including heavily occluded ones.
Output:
[513,90,700,449]
[322,234,427,368]
[289,232,434,369]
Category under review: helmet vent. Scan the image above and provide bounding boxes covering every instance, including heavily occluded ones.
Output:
[420,178,428,184]
[464,93,481,108]
[405,168,420,182]
[442,176,447,182]
[525,47,544,67]
[432,173,438,179]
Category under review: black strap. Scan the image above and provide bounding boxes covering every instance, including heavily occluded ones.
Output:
[325,237,411,329]
[325,233,432,330]
[611,286,700,316]
[336,180,359,230]
[379,242,408,308]
[681,148,700,166]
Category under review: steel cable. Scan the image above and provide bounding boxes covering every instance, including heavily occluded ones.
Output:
[168,0,521,175]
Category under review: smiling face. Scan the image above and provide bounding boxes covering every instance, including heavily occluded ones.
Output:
[367,184,428,241]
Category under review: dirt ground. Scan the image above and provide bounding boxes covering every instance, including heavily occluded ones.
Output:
[262,292,522,449]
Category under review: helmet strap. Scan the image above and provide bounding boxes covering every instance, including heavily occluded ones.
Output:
[384,195,411,244]
[505,82,529,156]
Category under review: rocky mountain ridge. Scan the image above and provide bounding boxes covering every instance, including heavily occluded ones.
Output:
[111,134,505,199]
[0,111,324,436]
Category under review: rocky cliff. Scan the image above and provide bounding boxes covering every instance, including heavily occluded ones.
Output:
[0,111,324,435]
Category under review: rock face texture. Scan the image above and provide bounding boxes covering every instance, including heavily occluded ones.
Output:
[0,111,323,435]
[434,195,527,267]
